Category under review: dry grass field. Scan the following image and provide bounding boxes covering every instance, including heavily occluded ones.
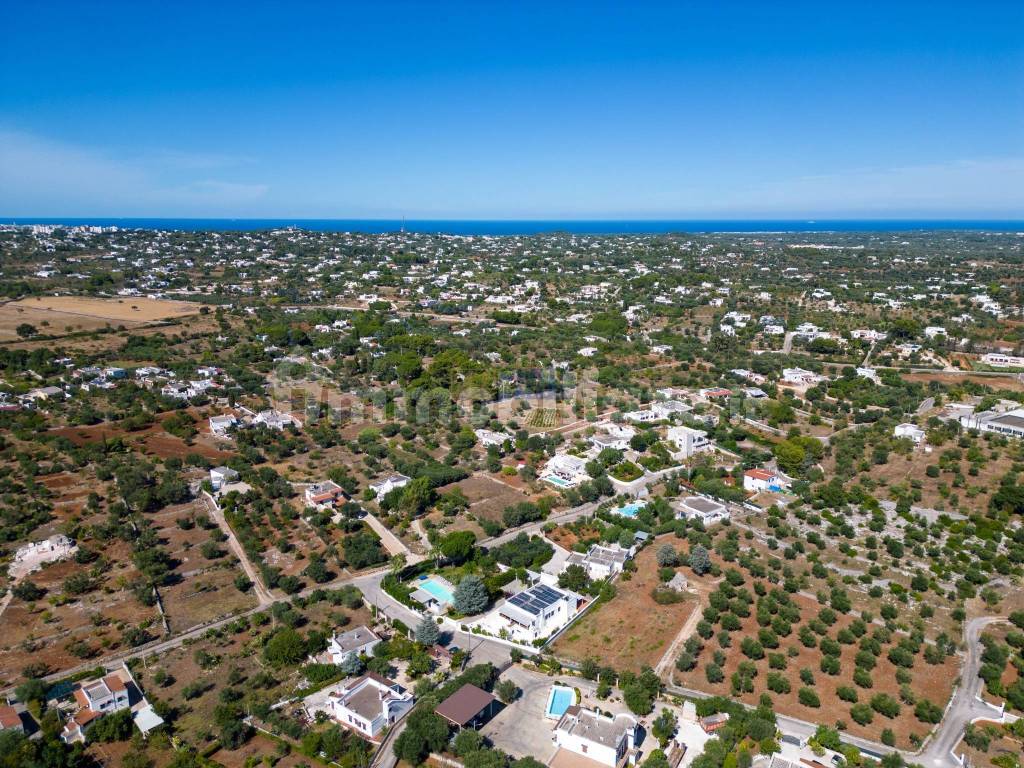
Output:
[0,295,200,340]
[552,536,703,673]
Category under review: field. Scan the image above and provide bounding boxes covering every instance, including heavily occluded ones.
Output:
[669,544,960,749]
[0,295,200,340]
[551,535,702,673]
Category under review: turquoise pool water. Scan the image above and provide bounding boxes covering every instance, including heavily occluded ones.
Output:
[418,577,454,604]
[614,501,646,518]
[546,685,574,718]
[544,475,573,488]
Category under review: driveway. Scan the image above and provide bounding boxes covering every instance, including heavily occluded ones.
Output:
[482,666,560,762]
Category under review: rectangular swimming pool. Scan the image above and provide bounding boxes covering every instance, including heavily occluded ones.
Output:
[545,685,575,719]
[418,577,454,605]
[543,475,573,488]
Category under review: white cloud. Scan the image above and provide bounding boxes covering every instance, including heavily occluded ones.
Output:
[0,128,268,215]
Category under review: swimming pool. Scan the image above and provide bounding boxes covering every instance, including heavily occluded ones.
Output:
[613,501,646,518]
[545,685,575,719]
[417,576,454,604]
[543,475,573,488]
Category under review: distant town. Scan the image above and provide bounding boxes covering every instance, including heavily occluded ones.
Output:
[1,223,1023,768]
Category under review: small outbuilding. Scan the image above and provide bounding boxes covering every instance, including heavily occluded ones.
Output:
[434,684,499,730]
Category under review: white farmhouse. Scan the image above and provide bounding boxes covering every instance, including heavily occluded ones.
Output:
[542,453,590,488]
[493,583,579,643]
[324,625,380,664]
[675,496,730,526]
[894,423,926,444]
[327,673,414,741]
[553,707,638,768]
[565,544,631,580]
[666,425,712,458]
[369,474,411,497]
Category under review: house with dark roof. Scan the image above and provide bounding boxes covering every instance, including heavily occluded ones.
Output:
[434,684,498,729]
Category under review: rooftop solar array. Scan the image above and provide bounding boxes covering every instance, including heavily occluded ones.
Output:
[507,584,565,615]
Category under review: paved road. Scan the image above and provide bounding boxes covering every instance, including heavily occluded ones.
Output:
[782,332,796,355]
[917,396,935,415]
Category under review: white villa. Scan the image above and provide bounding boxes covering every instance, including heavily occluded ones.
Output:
[781,367,826,386]
[565,544,631,580]
[253,409,302,430]
[743,468,787,493]
[675,496,730,526]
[490,583,580,643]
[369,474,411,497]
[209,414,237,437]
[542,453,590,488]
[894,423,926,444]
[553,706,638,768]
[475,429,511,449]
[209,466,239,491]
[327,673,414,741]
[666,425,712,458]
[324,625,380,664]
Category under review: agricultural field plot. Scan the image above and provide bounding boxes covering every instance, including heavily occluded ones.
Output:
[148,501,257,634]
[670,545,960,749]
[0,536,161,684]
[143,596,374,745]
[0,295,200,340]
[551,536,702,673]
[526,407,561,429]
[446,473,537,534]
[50,410,236,463]
[821,436,1021,515]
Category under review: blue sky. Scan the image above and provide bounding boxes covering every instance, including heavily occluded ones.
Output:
[2,1,1022,218]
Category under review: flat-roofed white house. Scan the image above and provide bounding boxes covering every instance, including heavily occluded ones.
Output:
[328,673,414,741]
[590,424,634,451]
[553,706,638,768]
[781,367,825,386]
[492,583,579,643]
[475,429,511,449]
[209,413,238,437]
[651,399,691,419]
[253,409,302,430]
[369,474,411,497]
[542,453,590,488]
[324,625,380,664]
[675,496,730,526]
[623,409,659,424]
[565,544,631,580]
[894,423,926,444]
[209,466,239,491]
[666,425,712,458]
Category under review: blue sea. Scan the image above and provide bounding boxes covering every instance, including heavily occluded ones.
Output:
[2,218,1022,235]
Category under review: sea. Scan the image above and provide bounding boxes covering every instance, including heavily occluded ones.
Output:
[2,218,1023,235]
